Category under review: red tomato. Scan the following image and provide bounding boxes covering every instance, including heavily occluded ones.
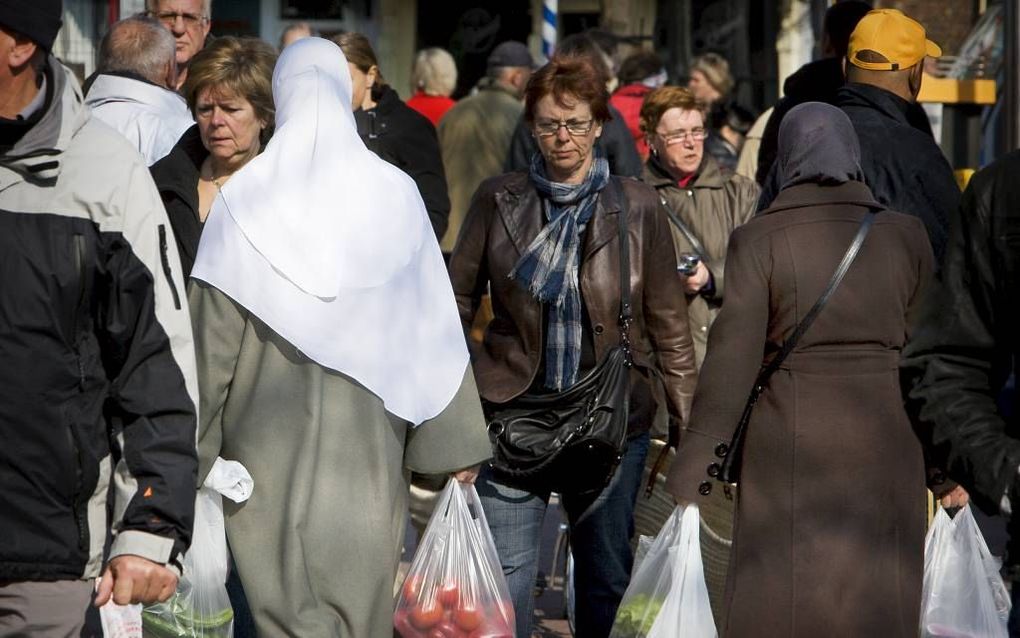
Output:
[428,621,467,638]
[402,575,423,604]
[410,601,445,630]
[394,609,426,638]
[437,581,460,607]
[453,606,482,631]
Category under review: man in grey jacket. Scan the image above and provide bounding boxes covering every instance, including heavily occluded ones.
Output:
[0,1,198,633]
[86,15,194,165]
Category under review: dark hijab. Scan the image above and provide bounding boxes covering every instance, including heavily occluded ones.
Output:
[776,102,865,191]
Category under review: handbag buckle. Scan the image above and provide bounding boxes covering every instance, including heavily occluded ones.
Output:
[488,421,505,437]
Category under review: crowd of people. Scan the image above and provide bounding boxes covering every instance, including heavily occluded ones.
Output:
[1,0,1019,637]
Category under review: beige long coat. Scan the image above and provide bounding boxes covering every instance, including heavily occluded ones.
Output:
[189,281,493,637]
[667,182,933,638]
[642,155,759,367]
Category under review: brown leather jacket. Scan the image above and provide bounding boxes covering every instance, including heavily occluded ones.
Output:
[448,171,697,427]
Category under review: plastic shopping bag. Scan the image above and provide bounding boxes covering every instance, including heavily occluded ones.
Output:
[99,599,143,638]
[610,504,717,638]
[142,459,253,637]
[920,505,1010,638]
[394,481,514,638]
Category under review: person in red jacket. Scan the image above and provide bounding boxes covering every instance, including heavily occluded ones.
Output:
[609,50,666,161]
[406,47,458,127]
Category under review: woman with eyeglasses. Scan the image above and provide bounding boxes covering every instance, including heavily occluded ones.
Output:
[640,86,760,369]
[448,54,698,637]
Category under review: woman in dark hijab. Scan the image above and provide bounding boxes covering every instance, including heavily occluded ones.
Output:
[666,102,935,638]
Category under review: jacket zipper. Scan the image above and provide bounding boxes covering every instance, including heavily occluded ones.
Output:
[158,225,182,310]
[65,424,88,551]
[72,235,86,390]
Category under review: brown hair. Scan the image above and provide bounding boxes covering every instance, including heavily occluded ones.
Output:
[524,54,611,125]
[639,85,707,135]
[183,36,277,142]
[331,32,387,87]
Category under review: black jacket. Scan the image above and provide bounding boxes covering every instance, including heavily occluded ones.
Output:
[758,83,957,263]
[354,86,450,241]
[150,125,207,279]
[757,58,846,183]
[902,150,1020,568]
[504,104,644,178]
[0,57,197,580]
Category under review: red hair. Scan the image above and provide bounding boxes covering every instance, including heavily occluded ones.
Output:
[524,54,611,124]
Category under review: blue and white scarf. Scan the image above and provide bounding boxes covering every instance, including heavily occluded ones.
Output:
[511,151,611,390]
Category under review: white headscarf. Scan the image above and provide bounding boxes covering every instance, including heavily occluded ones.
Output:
[191,37,468,425]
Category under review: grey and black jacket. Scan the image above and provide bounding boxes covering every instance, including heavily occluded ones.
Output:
[0,57,199,581]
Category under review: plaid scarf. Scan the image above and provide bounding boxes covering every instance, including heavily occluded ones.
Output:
[511,151,611,390]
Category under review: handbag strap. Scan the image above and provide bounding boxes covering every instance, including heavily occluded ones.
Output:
[612,178,633,364]
[718,211,877,484]
[658,192,708,262]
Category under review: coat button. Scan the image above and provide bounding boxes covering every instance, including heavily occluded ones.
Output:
[594,324,605,335]
[707,463,720,478]
[686,190,693,197]
[698,481,712,496]
[715,443,729,458]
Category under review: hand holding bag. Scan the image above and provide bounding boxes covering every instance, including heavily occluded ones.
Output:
[920,506,1010,638]
[485,178,632,495]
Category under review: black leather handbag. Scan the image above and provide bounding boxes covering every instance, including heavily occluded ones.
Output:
[485,179,632,495]
[718,211,877,486]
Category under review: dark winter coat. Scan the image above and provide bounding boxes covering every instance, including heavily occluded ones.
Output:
[669,181,933,637]
[150,124,207,279]
[448,172,697,433]
[903,150,1020,571]
[354,85,451,241]
[504,104,644,178]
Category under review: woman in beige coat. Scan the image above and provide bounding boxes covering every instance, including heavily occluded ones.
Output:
[667,103,933,637]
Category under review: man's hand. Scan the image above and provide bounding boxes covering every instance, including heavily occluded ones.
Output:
[94,555,178,607]
[451,465,481,484]
[939,485,970,509]
[683,261,710,294]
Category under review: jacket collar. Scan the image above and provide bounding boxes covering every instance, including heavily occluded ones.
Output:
[642,153,726,190]
[150,124,206,208]
[85,73,191,118]
[836,82,913,126]
[763,180,882,215]
[496,170,621,261]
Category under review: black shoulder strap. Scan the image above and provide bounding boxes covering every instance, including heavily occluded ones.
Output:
[718,211,877,484]
[613,178,633,363]
[657,192,708,262]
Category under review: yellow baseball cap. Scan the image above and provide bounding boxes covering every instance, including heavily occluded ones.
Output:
[847,8,942,71]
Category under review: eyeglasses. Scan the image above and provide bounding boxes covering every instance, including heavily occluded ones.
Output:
[152,11,208,27]
[656,128,707,144]
[534,118,595,137]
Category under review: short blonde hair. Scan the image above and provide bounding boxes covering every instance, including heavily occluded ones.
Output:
[410,47,457,97]
[639,86,707,135]
[182,36,277,141]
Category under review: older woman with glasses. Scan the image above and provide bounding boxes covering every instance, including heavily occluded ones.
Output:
[147,0,211,89]
[640,86,759,368]
[449,54,697,637]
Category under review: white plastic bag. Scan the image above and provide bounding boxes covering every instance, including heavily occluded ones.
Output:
[610,504,717,638]
[394,481,514,637]
[920,505,1010,638]
[99,599,143,638]
[142,458,252,637]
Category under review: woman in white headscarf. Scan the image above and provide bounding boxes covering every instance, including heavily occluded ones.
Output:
[187,37,492,636]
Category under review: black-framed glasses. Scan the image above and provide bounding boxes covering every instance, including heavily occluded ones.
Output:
[534,118,595,137]
[656,127,707,144]
[151,11,208,27]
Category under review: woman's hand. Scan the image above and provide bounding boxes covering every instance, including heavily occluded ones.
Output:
[451,465,481,484]
[939,485,969,509]
[683,261,711,293]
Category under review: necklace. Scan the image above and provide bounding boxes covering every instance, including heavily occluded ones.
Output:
[201,159,231,192]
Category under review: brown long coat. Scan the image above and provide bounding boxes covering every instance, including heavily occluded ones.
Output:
[667,181,933,638]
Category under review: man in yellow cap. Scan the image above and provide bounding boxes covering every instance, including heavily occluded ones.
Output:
[833,8,959,263]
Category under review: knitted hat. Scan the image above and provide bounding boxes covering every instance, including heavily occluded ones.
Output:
[690,53,733,97]
[0,0,63,51]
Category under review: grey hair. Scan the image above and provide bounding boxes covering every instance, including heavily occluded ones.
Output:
[410,47,457,97]
[145,0,212,17]
[98,15,176,84]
